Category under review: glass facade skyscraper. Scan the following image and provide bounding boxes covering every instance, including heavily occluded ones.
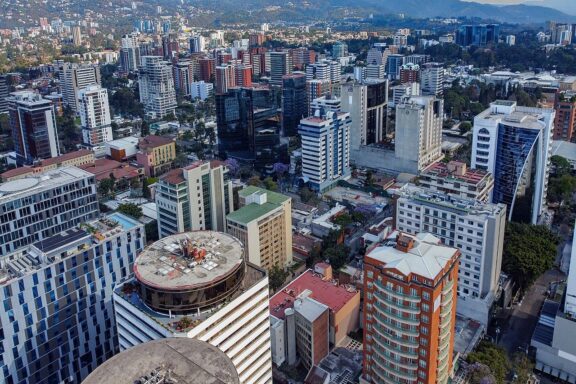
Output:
[456,24,500,47]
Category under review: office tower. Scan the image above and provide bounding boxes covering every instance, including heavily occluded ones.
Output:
[281,73,307,136]
[189,35,205,53]
[0,167,98,255]
[198,57,215,82]
[291,47,311,70]
[420,62,445,96]
[363,232,460,384]
[269,51,292,86]
[78,85,112,147]
[456,24,500,47]
[249,33,265,47]
[310,95,341,114]
[404,54,430,66]
[269,266,360,367]
[215,65,236,94]
[0,212,144,384]
[8,91,60,165]
[190,81,213,100]
[120,33,140,73]
[332,41,348,58]
[395,184,506,325]
[216,51,233,66]
[420,161,494,202]
[391,82,420,108]
[226,186,292,270]
[139,56,177,119]
[340,80,388,152]
[399,63,420,84]
[506,35,516,46]
[62,63,101,112]
[161,34,179,60]
[84,339,240,384]
[0,75,8,114]
[72,25,82,45]
[216,87,285,168]
[173,60,194,96]
[306,79,332,115]
[395,96,444,172]
[386,54,405,80]
[235,64,253,88]
[367,47,385,65]
[471,101,555,223]
[136,135,176,177]
[553,92,576,142]
[365,64,386,81]
[156,161,233,237]
[393,33,408,47]
[306,60,341,84]
[251,52,266,76]
[298,109,351,192]
[112,231,272,384]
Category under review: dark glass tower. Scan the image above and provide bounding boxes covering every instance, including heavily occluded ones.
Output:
[281,73,307,137]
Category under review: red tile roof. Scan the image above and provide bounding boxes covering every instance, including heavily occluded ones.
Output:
[79,159,140,181]
[41,149,93,166]
[160,168,185,184]
[269,269,359,320]
[139,135,174,150]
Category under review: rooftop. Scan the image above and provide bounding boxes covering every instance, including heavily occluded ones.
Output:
[422,161,491,185]
[139,135,174,150]
[227,186,290,225]
[0,149,94,180]
[79,159,141,181]
[295,297,329,322]
[269,269,359,320]
[552,140,576,162]
[367,231,459,280]
[134,231,244,290]
[0,167,93,202]
[82,338,240,384]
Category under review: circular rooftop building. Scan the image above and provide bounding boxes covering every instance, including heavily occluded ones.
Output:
[82,338,240,384]
[134,231,245,314]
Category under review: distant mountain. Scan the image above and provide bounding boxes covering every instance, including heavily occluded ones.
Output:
[525,0,576,16]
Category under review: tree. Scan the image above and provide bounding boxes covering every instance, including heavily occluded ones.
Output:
[502,223,559,291]
[98,178,115,197]
[459,121,472,135]
[263,177,278,191]
[300,187,315,203]
[269,264,289,291]
[247,176,262,187]
[145,222,159,242]
[511,353,534,384]
[467,341,510,384]
[548,174,576,203]
[225,158,240,177]
[117,203,142,219]
[551,155,572,176]
[323,244,349,271]
[468,362,497,384]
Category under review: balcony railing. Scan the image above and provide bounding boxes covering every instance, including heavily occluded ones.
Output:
[374,302,420,326]
[375,280,421,302]
[374,292,421,314]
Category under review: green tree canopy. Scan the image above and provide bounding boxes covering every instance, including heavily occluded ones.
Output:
[269,264,289,292]
[117,203,142,219]
[467,341,510,384]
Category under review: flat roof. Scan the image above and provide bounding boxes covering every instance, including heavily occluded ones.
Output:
[134,231,244,290]
[82,338,239,384]
[552,140,576,162]
[227,186,290,225]
[270,269,359,320]
[367,232,458,280]
[422,161,491,185]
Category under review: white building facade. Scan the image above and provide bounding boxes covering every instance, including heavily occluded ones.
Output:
[78,85,113,146]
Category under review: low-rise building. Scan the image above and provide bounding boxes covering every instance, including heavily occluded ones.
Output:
[105,136,139,161]
[226,186,292,270]
[136,135,176,177]
[0,149,94,181]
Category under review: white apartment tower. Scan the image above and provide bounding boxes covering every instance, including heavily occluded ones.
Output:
[78,85,113,146]
[138,56,177,119]
[120,33,140,73]
[395,96,444,172]
[298,110,351,192]
[471,100,554,223]
[420,62,445,96]
[62,63,101,112]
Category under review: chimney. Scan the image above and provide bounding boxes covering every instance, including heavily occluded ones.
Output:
[396,233,415,253]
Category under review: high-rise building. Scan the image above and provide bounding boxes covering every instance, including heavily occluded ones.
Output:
[456,24,500,47]
[78,85,112,147]
[506,35,516,46]
[399,63,420,84]
[0,166,99,255]
[281,73,307,136]
[386,54,405,80]
[363,232,460,384]
[365,64,386,81]
[0,74,8,114]
[215,64,236,94]
[235,64,253,88]
[306,79,332,115]
[216,87,285,168]
[156,161,233,237]
[189,35,204,53]
[390,82,420,108]
[120,33,140,73]
[419,161,494,202]
[291,47,312,70]
[62,63,101,112]
[173,60,194,96]
[340,80,388,153]
[310,95,341,114]
[395,96,444,173]
[269,51,292,86]
[553,92,576,142]
[84,339,240,384]
[395,184,506,325]
[139,56,177,119]
[112,231,272,384]
[8,91,60,165]
[332,41,348,58]
[0,212,144,384]
[190,81,213,100]
[420,62,445,96]
[72,25,82,46]
[198,57,216,82]
[299,109,351,192]
[226,186,293,270]
[367,47,385,65]
[471,100,555,223]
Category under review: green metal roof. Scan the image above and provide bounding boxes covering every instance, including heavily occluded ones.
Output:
[227,186,290,225]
